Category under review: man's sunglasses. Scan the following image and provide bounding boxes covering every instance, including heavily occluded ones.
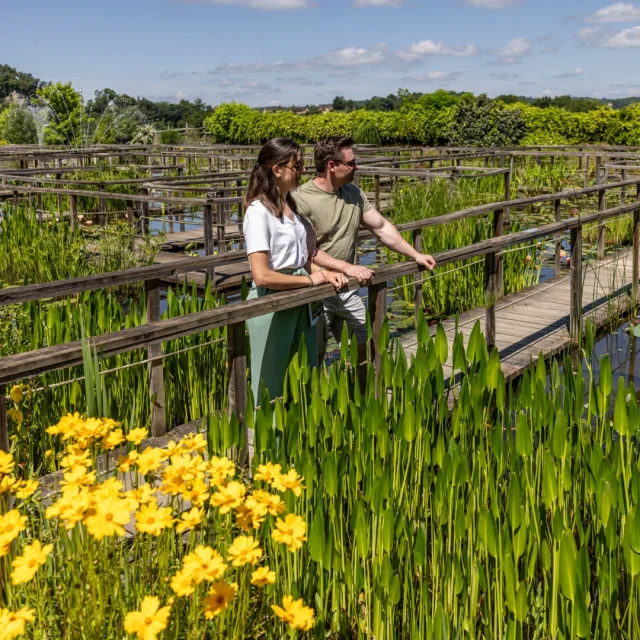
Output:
[334,159,358,169]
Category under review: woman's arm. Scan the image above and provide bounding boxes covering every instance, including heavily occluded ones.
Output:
[249,252,327,290]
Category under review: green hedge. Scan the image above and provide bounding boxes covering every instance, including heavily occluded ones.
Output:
[204,98,640,147]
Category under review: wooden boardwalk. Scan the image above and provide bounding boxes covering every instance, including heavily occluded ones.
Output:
[399,247,636,383]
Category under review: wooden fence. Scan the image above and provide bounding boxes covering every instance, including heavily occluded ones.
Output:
[2,176,640,459]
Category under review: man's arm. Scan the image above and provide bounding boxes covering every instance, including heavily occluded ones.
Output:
[361,208,436,270]
[311,248,374,285]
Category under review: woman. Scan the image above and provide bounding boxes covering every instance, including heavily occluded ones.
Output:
[243,138,348,404]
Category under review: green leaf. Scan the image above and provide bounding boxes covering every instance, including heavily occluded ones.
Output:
[559,531,578,602]
[309,507,325,564]
[435,324,448,365]
[543,450,558,506]
[614,375,629,435]
[552,408,568,459]
[572,586,591,638]
[515,411,533,457]
[507,475,522,531]
[414,524,426,568]
[503,553,517,614]
[515,582,528,623]
[478,506,499,558]
[323,453,338,498]
[486,347,500,391]
[401,402,416,442]
[433,603,449,640]
[600,354,612,397]
[382,508,395,554]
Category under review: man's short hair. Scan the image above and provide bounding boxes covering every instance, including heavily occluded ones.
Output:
[314,136,354,174]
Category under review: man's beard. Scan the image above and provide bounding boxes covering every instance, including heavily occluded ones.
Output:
[344,171,355,184]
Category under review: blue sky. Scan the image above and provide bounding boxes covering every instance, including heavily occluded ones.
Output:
[2,0,640,106]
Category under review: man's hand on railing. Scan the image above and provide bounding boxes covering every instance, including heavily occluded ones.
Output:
[415,254,436,270]
[344,265,374,284]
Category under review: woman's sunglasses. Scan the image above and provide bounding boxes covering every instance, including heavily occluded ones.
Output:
[279,161,305,172]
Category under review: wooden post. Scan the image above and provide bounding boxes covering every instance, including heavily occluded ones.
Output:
[413,230,423,327]
[141,190,150,235]
[485,250,497,351]
[595,156,602,185]
[554,198,562,275]
[621,168,628,205]
[145,279,166,437]
[0,385,8,453]
[216,190,227,254]
[69,194,78,232]
[374,174,380,210]
[99,184,107,226]
[227,322,249,466]
[570,225,583,346]
[368,281,387,374]
[633,185,640,311]
[597,187,606,260]
[504,156,513,229]
[203,203,215,284]
[584,155,589,189]
[56,173,62,217]
[13,191,18,212]
[494,208,504,299]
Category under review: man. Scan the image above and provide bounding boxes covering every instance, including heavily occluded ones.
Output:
[292,136,436,380]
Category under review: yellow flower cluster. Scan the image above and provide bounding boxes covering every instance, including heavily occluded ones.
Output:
[272,595,315,631]
[124,596,171,640]
[0,607,34,640]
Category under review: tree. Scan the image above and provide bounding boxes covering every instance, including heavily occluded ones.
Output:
[0,104,38,144]
[447,94,526,147]
[0,65,45,102]
[36,82,86,146]
[417,90,460,112]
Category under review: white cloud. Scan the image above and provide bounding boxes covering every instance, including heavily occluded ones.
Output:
[201,0,313,8]
[354,0,402,5]
[553,67,584,78]
[405,70,461,82]
[329,46,388,66]
[490,71,519,80]
[579,24,640,46]
[464,0,521,7]
[491,37,532,63]
[541,88,554,96]
[586,3,640,23]
[175,90,188,100]
[406,39,479,57]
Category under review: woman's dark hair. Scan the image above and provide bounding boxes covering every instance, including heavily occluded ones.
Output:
[244,138,302,217]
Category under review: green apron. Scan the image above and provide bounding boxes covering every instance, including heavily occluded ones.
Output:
[247,268,320,406]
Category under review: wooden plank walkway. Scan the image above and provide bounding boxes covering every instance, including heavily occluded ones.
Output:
[399,247,636,383]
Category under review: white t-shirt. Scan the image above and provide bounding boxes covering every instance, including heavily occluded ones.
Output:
[243,200,309,271]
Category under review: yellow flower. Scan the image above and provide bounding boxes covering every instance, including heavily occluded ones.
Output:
[175,507,203,534]
[208,456,236,486]
[7,409,23,426]
[235,496,267,531]
[271,469,305,497]
[125,484,157,506]
[102,429,125,450]
[170,569,195,597]
[182,545,227,584]
[84,495,133,540]
[0,477,17,496]
[203,581,238,620]
[46,412,83,437]
[118,451,139,473]
[126,427,148,445]
[9,385,23,404]
[91,477,125,500]
[60,466,96,491]
[250,566,276,587]
[227,536,262,567]
[14,479,38,500]
[254,462,282,485]
[161,454,207,496]
[0,606,35,639]
[10,540,53,585]
[60,446,92,472]
[271,514,307,552]
[179,433,207,454]
[272,595,315,631]
[124,596,171,640]
[136,447,165,475]
[134,503,174,536]
[46,487,92,530]
[210,481,246,514]
[0,510,27,543]
[0,452,14,476]
[180,477,209,508]
[252,490,286,516]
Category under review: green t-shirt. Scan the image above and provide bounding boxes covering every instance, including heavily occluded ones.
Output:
[292,181,374,264]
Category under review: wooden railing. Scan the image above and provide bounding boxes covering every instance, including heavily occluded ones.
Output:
[2,177,640,453]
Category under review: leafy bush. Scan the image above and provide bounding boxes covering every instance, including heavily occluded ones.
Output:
[159,128,180,144]
[0,103,37,144]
